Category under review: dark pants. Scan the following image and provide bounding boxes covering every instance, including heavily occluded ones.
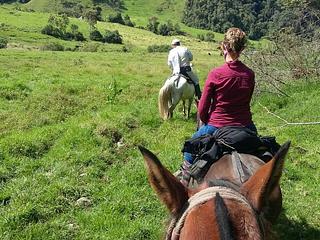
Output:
[180,66,201,99]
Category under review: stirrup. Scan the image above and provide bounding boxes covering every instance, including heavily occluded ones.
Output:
[180,172,191,187]
[174,163,191,187]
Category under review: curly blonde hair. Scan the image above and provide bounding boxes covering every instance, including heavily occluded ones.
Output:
[223,28,247,53]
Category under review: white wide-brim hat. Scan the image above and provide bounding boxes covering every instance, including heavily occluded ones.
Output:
[171,39,180,45]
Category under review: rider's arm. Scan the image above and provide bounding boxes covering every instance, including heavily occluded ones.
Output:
[187,49,193,62]
[198,72,215,123]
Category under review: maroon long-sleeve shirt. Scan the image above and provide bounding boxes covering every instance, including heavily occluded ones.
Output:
[198,61,255,127]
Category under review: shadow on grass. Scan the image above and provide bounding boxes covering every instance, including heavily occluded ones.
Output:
[275,212,320,240]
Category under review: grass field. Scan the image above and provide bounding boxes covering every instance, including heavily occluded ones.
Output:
[0,3,319,240]
[24,0,186,23]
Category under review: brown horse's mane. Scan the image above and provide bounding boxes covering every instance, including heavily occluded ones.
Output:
[215,192,234,240]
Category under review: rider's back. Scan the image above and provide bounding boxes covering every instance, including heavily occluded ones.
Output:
[198,61,255,127]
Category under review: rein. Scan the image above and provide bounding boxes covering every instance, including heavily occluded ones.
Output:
[166,186,262,240]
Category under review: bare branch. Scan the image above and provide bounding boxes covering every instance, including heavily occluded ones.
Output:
[258,102,320,126]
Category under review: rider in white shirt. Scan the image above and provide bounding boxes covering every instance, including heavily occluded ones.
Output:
[168,39,202,99]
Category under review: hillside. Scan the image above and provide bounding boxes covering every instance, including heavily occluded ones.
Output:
[0,3,222,52]
[124,0,186,25]
[0,3,319,240]
[24,0,186,25]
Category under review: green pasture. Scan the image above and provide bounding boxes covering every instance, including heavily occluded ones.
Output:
[24,0,186,25]
[123,0,185,25]
[0,5,221,53]
[0,4,319,240]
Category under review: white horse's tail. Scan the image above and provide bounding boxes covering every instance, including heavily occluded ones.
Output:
[158,81,172,120]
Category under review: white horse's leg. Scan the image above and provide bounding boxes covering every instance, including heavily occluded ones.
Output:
[170,93,181,118]
[168,102,176,118]
[182,100,186,116]
[187,98,193,119]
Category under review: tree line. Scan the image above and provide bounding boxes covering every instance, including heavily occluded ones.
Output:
[183,0,320,40]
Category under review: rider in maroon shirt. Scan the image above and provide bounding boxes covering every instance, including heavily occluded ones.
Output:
[198,60,255,127]
[179,28,257,187]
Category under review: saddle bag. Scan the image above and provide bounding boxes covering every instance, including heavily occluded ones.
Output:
[214,126,263,153]
[185,126,264,180]
[182,134,215,156]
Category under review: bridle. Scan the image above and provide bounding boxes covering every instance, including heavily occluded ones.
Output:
[165,186,265,240]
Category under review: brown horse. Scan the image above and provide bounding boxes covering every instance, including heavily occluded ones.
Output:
[139,141,290,240]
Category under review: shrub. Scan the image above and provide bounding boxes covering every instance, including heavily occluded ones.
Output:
[197,32,215,42]
[245,31,320,95]
[90,30,103,42]
[147,44,171,53]
[41,25,64,39]
[108,13,135,27]
[69,24,85,41]
[80,42,100,52]
[106,78,122,104]
[123,14,134,27]
[0,37,8,49]
[73,32,85,41]
[158,23,171,36]
[42,15,85,41]
[108,12,125,24]
[40,42,64,51]
[204,32,215,42]
[149,19,185,36]
[197,34,205,41]
[104,30,122,44]
[147,16,159,34]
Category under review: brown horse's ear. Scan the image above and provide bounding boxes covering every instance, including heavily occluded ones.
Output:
[139,146,188,215]
[240,141,290,213]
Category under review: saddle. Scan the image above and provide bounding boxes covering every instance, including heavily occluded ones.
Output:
[170,74,193,86]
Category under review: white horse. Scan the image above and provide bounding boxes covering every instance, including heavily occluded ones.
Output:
[158,75,195,120]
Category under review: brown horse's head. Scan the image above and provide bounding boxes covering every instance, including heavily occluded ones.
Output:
[139,142,290,240]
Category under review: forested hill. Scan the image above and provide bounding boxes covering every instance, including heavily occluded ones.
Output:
[183,0,320,40]
[3,0,319,40]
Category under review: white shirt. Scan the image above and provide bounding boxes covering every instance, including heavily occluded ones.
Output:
[168,46,193,74]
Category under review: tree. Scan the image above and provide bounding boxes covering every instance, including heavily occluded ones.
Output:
[182,0,282,40]
[41,15,85,41]
[84,8,100,30]
[271,0,320,39]
[123,14,134,27]
[48,14,69,35]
